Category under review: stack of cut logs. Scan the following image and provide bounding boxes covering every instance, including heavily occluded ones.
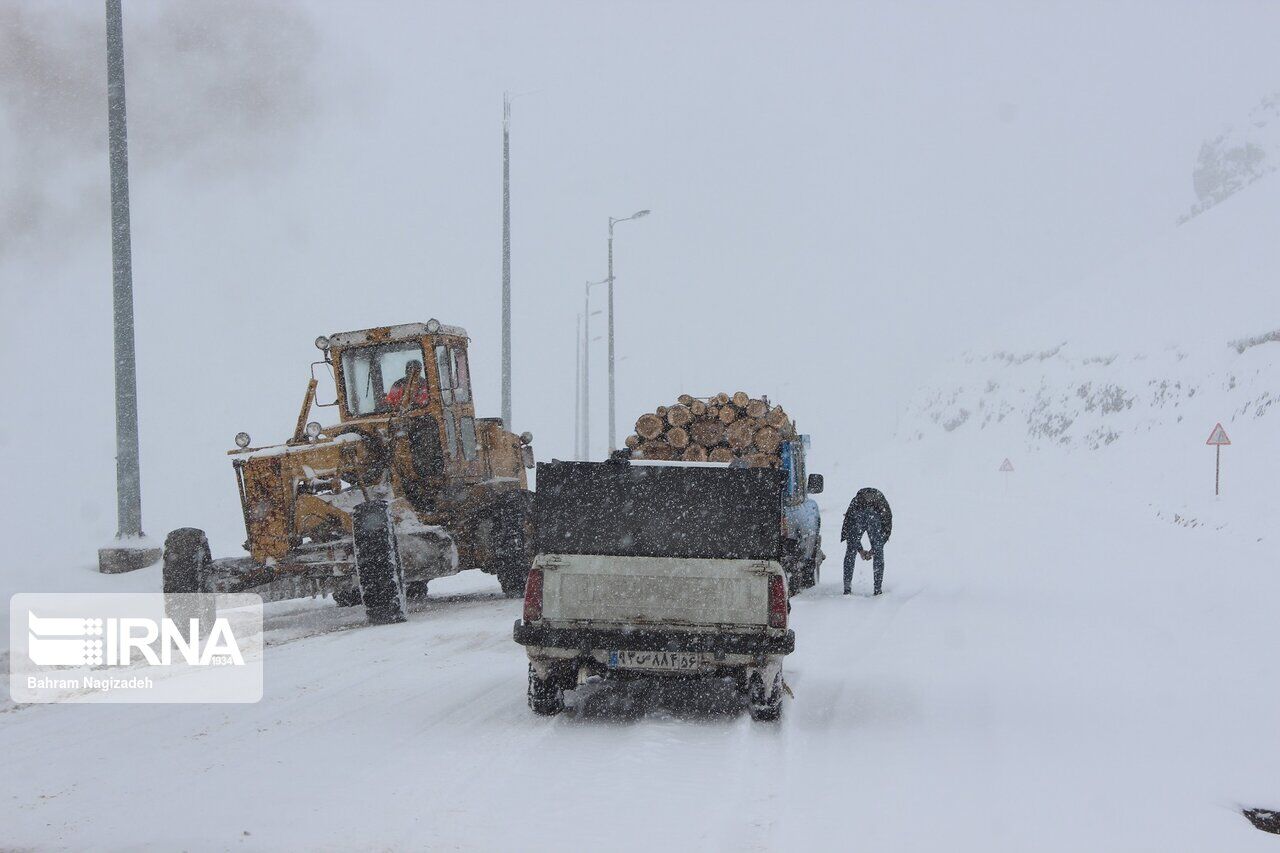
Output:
[625,392,797,467]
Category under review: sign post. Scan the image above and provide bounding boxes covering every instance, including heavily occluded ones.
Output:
[999,457,1014,491]
[1205,423,1231,496]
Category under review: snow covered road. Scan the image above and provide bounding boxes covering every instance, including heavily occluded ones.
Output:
[1,457,1276,851]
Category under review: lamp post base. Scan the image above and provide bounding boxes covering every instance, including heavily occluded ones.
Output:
[98,540,161,574]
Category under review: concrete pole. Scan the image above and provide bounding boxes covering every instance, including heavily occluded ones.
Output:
[582,283,591,459]
[604,210,649,454]
[99,0,158,573]
[581,279,608,459]
[501,93,512,430]
[574,313,582,460]
[607,223,615,454]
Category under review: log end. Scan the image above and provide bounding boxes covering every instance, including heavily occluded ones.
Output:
[708,447,735,464]
[681,444,708,462]
[635,412,665,440]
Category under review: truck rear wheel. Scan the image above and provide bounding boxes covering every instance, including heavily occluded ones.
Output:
[493,493,534,598]
[796,553,821,593]
[353,500,407,625]
[163,528,210,594]
[527,663,568,716]
[789,533,823,595]
[747,671,783,722]
[807,535,823,588]
[497,564,529,598]
[162,528,216,638]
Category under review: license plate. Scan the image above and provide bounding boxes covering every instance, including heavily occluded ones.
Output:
[608,650,703,672]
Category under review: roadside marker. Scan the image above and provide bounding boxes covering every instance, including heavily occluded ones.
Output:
[1206,423,1231,496]
[999,458,1014,492]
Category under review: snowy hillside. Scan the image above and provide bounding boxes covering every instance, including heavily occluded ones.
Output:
[1182,91,1280,223]
[904,337,1276,451]
[906,167,1280,457]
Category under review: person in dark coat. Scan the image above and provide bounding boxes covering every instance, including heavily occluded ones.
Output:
[841,487,893,596]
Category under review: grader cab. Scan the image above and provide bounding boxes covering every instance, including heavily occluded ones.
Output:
[162,320,536,624]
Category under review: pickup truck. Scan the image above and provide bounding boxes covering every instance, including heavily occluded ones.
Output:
[513,458,797,721]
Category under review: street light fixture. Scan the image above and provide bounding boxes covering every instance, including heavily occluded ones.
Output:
[606,209,651,453]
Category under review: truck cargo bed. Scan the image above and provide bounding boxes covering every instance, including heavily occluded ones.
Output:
[534,460,785,560]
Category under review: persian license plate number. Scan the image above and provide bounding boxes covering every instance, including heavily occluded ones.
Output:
[608,650,702,672]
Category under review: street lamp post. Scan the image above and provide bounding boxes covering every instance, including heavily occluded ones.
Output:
[582,279,607,459]
[574,313,581,460]
[606,209,650,454]
[500,93,512,430]
[99,0,159,574]
[499,90,539,431]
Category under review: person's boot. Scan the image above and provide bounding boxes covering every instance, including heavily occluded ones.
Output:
[843,587,851,595]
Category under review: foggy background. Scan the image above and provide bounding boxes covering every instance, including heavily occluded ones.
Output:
[2,0,1278,567]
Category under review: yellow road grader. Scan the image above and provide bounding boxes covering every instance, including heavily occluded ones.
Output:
[162,320,535,624]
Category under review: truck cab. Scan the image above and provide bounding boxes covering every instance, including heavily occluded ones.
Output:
[323,320,528,497]
[779,435,825,593]
[514,459,795,720]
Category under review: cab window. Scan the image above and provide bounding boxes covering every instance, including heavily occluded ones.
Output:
[441,409,458,456]
[341,342,428,416]
[435,345,473,405]
[453,348,472,403]
[435,345,454,404]
[780,441,800,500]
[459,416,478,460]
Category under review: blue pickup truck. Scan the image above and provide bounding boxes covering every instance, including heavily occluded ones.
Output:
[779,436,826,595]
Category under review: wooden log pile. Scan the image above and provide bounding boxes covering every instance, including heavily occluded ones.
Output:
[625,392,797,467]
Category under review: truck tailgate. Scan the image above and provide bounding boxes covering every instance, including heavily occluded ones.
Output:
[541,554,771,628]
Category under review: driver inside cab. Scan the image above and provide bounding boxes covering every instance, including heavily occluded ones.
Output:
[385,361,429,408]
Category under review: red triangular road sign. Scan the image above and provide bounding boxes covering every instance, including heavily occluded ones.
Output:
[1206,423,1231,446]
[999,458,1014,472]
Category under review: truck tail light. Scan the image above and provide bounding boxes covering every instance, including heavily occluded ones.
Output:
[768,574,787,629]
[523,568,544,623]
